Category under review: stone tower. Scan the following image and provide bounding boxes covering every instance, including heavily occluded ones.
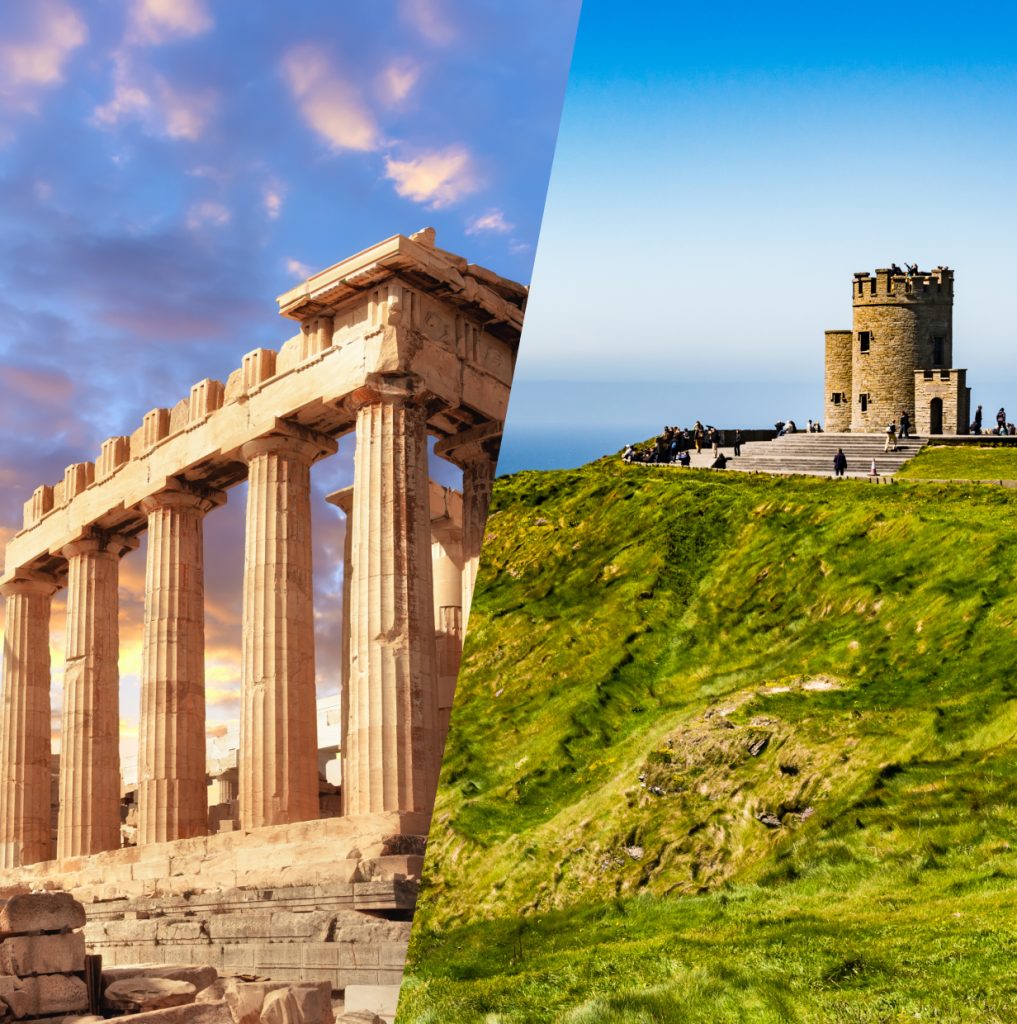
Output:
[823,266,969,435]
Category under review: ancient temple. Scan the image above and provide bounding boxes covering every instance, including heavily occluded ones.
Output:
[0,229,523,1004]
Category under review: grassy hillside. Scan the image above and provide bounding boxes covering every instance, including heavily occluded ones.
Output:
[894,444,1017,480]
[398,458,1017,1023]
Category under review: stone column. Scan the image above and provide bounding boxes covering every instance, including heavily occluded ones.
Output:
[345,379,440,816]
[59,532,137,859]
[239,425,337,830]
[460,446,496,629]
[137,482,225,845]
[0,570,60,867]
[324,486,354,814]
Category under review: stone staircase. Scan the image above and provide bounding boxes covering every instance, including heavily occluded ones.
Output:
[676,432,927,479]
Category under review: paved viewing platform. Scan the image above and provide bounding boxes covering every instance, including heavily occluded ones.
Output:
[654,432,927,479]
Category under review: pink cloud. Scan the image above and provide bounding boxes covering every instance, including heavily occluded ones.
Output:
[126,0,213,47]
[0,1,87,109]
[281,45,380,153]
[385,145,480,208]
[400,0,456,45]
[377,59,421,106]
[466,209,513,235]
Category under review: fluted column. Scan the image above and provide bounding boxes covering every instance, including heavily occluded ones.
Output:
[137,482,225,845]
[239,425,337,830]
[324,486,354,815]
[0,571,60,867]
[460,447,496,629]
[346,380,439,815]
[59,532,137,859]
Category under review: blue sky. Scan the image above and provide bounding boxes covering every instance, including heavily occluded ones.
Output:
[0,0,580,761]
[501,0,1017,472]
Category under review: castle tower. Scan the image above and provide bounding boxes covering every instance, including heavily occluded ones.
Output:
[823,266,969,434]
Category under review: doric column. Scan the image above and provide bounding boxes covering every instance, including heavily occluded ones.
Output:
[239,424,337,830]
[0,570,60,867]
[137,481,225,845]
[59,532,137,859]
[346,378,439,816]
[460,446,496,629]
[324,486,354,815]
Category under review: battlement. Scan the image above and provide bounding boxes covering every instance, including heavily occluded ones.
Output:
[852,266,953,304]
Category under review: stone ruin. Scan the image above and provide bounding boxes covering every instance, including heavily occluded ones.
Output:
[0,229,525,1019]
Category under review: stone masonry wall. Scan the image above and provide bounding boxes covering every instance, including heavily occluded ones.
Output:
[824,330,852,431]
[914,369,970,436]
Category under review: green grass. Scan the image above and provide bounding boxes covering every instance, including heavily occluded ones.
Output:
[397,454,1017,1023]
[895,443,1017,480]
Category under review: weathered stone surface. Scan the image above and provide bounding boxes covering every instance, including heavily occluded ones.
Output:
[225,981,331,1024]
[0,892,86,935]
[335,1013,385,1024]
[0,973,89,1017]
[342,985,401,1021]
[0,931,85,975]
[104,1002,232,1024]
[104,976,197,1013]
[259,989,301,1024]
[102,963,217,994]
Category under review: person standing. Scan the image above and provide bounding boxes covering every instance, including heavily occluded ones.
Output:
[833,448,847,477]
[899,410,910,439]
[974,405,983,433]
[733,430,742,456]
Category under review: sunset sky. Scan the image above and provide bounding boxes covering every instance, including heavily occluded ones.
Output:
[0,0,580,772]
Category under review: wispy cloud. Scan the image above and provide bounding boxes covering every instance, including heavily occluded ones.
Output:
[385,145,479,208]
[263,180,285,219]
[378,59,420,105]
[400,0,456,45]
[186,200,231,230]
[281,45,380,152]
[0,1,87,109]
[92,54,216,140]
[126,0,213,47]
[467,209,513,235]
[286,258,312,278]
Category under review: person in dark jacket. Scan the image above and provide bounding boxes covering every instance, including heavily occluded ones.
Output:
[833,448,847,478]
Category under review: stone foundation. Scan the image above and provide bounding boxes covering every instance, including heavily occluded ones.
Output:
[0,817,423,997]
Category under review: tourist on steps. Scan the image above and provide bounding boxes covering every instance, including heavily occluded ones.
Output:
[884,423,898,453]
[733,430,742,456]
[833,449,847,478]
[899,410,910,439]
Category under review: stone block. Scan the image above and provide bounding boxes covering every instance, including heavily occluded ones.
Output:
[259,985,331,1024]
[102,1002,232,1024]
[104,977,197,1013]
[0,931,85,975]
[2,974,89,1017]
[0,892,85,935]
[102,963,218,995]
[225,981,330,1024]
[343,985,401,1021]
[336,1014,384,1024]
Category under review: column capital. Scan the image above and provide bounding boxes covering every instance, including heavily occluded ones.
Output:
[433,421,501,470]
[0,569,60,599]
[239,421,338,466]
[324,485,354,516]
[61,530,138,561]
[140,479,227,516]
[346,373,426,414]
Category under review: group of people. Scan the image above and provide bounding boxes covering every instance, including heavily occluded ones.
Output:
[971,405,1016,436]
[622,421,744,469]
[775,419,824,436]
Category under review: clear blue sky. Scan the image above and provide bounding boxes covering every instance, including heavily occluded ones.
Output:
[0,0,580,756]
[502,0,1017,471]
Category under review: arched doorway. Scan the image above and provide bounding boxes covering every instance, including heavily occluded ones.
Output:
[929,397,943,435]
